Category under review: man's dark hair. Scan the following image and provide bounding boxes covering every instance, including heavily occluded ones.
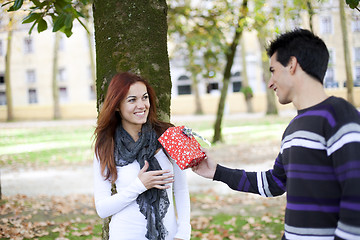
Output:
[266,28,329,84]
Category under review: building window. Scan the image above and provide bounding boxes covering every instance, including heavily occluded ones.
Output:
[24,37,34,54]
[324,67,337,88]
[354,47,360,62]
[231,71,242,92]
[0,91,6,105]
[59,87,68,103]
[26,70,36,83]
[0,75,4,84]
[58,68,67,82]
[28,89,38,104]
[352,16,360,32]
[90,85,96,100]
[355,66,360,81]
[207,82,219,93]
[177,75,192,95]
[320,16,332,34]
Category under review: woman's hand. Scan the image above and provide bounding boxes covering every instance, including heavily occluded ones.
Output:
[138,161,174,190]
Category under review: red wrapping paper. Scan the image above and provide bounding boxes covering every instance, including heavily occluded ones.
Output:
[158,126,206,170]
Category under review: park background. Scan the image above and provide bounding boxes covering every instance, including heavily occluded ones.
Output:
[1,0,360,239]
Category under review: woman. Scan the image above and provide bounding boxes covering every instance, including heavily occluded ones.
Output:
[93,72,191,240]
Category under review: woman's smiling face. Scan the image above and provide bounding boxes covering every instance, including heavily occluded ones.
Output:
[119,82,150,131]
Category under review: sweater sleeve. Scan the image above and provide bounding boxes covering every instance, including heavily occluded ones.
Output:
[172,159,191,240]
[93,155,147,219]
[331,122,360,239]
[213,154,286,197]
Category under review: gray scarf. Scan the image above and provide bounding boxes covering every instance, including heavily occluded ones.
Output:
[114,122,169,240]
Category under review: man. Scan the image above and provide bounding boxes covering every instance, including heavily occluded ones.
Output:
[192,28,360,240]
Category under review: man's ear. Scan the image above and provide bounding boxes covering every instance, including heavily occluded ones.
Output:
[289,56,298,75]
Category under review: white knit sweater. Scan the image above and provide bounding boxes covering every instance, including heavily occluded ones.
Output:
[93,149,191,240]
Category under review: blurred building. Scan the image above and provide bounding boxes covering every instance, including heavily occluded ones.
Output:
[0,1,359,120]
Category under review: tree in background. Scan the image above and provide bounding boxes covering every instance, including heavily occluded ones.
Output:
[339,0,355,104]
[168,0,224,115]
[213,0,248,143]
[252,0,280,115]
[4,15,14,121]
[52,32,61,119]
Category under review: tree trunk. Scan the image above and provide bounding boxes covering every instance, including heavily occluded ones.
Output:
[213,0,248,144]
[189,48,203,115]
[258,31,278,115]
[240,35,253,113]
[93,0,171,122]
[192,72,203,115]
[92,1,171,238]
[5,17,14,121]
[307,0,315,32]
[52,32,61,119]
[339,0,354,104]
[86,19,96,89]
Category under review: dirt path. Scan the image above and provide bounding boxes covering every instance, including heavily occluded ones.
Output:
[2,140,279,197]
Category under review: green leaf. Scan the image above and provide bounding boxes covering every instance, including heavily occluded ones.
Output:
[64,14,73,29]
[53,13,67,32]
[1,1,14,8]
[22,12,41,23]
[8,0,23,11]
[346,0,360,8]
[28,21,37,35]
[62,28,73,38]
[37,18,48,33]
[32,0,41,7]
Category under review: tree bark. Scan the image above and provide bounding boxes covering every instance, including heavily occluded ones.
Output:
[339,0,354,104]
[240,35,253,113]
[5,16,14,121]
[52,32,61,119]
[306,0,315,32]
[86,19,96,89]
[189,48,203,115]
[93,0,171,122]
[258,31,278,115]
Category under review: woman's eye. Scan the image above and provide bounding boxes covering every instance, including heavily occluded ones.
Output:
[143,95,149,100]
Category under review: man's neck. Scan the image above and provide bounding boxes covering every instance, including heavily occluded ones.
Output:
[292,76,328,110]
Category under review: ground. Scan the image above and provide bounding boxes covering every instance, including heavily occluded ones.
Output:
[1,115,290,239]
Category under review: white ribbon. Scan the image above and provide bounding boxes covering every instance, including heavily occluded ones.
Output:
[182,126,212,146]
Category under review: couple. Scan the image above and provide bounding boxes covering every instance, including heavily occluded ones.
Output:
[93,29,360,240]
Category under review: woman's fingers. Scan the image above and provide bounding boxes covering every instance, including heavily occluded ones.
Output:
[138,164,174,190]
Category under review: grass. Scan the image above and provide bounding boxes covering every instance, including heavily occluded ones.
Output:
[0,125,94,167]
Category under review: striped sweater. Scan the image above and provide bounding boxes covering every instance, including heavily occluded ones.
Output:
[213,96,360,240]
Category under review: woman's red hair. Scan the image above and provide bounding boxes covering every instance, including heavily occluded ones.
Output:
[93,72,172,183]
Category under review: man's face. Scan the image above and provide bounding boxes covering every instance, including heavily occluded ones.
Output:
[268,52,294,105]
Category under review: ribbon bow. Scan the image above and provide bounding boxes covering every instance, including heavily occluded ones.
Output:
[182,126,212,146]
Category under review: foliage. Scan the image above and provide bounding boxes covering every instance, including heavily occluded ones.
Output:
[241,85,253,99]
[0,192,286,239]
[1,0,92,37]
[346,0,360,11]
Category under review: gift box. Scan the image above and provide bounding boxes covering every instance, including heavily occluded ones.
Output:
[158,126,208,170]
